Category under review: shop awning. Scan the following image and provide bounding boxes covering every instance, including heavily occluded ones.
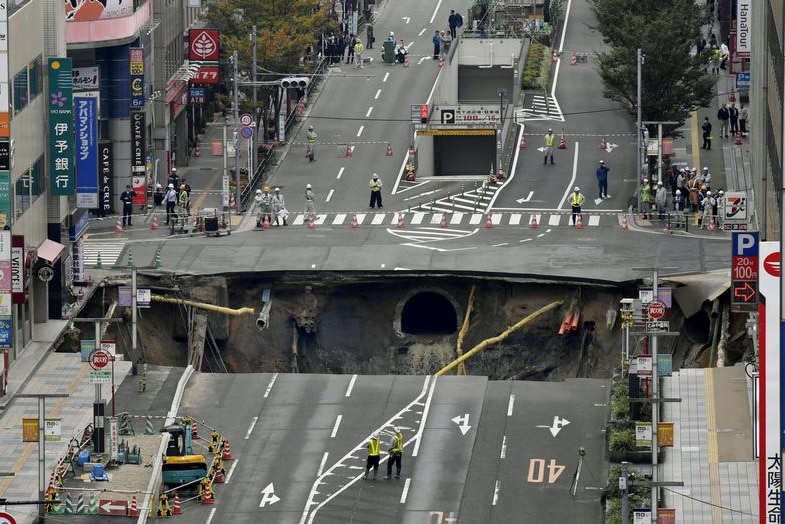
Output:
[37,239,65,264]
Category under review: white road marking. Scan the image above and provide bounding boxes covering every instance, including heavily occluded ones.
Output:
[419,28,427,36]
[337,167,345,179]
[507,394,515,416]
[355,213,367,224]
[317,452,329,477]
[411,212,425,225]
[500,435,507,459]
[374,89,381,100]
[326,189,334,202]
[417,56,430,65]
[549,214,561,226]
[413,377,438,457]
[345,374,357,397]
[492,243,508,247]
[557,142,581,210]
[383,72,390,82]
[365,106,373,118]
[245,417,258,439]
[429,0,443,24]
[588,215,600,226]
[206,508,217,524]
[402,16,410,24]
[333,213,347,225]
[260,483,281,507]
[450,212,464,224]
[400,478,411,503]
[263,373,278,398]
[371,213,387,225]
[552,0,574,97]
[225,460,239,484]
[492,480,501,506]
[509,214,521,225]
[356,125,364,137]
[330,415,343,438]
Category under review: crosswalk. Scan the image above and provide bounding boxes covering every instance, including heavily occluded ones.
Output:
[82,239,128,268]
[515,94,565,122]
[405,184,501,214]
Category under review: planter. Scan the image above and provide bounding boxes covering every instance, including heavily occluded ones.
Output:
[609,449,664,464]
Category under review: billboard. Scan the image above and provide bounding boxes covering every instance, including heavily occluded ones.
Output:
[75,96,98,208]
[99,142,113,214]
[736,0,750,58]
[48,58,75,196]
[11,235,23,304]
[73,66,99,91]
[129,47,144,109]
[65,0,133,21]
[188,29,220,61]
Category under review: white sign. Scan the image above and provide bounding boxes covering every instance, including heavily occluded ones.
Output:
[73,67,100,91]
[436,105,501,125]
[136,288,151,308]
[89,371,111,384]
[633,509,650,524]
[0,231,10,260]
[109,416,118,461]
[0,293,11,316]
[635,422,652,448]
[44,419,61,441]
[644,320,669,333]
[100,341,116,356]
[736,0,750,57]
[259,483,280,507]
[722,191,748,226]
[636,355,653,376]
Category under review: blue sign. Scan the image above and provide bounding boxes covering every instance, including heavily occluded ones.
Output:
[736,72,750,89]
[74,97,98,208]
[732,231,759,256]
[240,126,254,140]
[0,318,12,349]
[69,208,90,241]
[190,88,205,104]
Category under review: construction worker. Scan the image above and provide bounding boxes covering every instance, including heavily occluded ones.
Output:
[167,167,181,191]
[570,186,585,226]
[369,173,383,208]
[164,183,178,225]
[306,125,317,161]
[364,432,381,480]
[254,189,265,227]
[384,427,404,479]
[272,187,287,226]
[543,129,555,165]
[120,184,136,227]
[639,179,652,218]
[700,190,715,229]
[259,186,273,226]
[354,39,364,68]
[305,184,316,215]
[715,190,725,228]
[177,184,189,215]
[655,181,668,220]
[673,189,686,228]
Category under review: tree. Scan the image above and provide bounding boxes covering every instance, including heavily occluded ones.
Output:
[590,0,715,131]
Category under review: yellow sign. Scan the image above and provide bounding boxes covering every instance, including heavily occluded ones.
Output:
[22,417,38,442]
[416,129,496,136]
[658,422,674,447]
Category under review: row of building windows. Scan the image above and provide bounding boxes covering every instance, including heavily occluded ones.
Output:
[12,56,42,116]
[15,156,43,218]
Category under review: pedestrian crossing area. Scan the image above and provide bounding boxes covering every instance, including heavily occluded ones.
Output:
[515,94,565,122]
[406,184,501,214]
[82,239,128,268]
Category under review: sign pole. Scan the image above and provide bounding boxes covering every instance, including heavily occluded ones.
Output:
[93,320,103,454]
[651,268,659,523]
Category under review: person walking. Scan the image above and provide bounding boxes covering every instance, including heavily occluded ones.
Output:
[304,184,316,216]
[701,117,713,149]
[167,167,180,192]
[543,129,555,165]
[254,189,265,228]
[595,160,609,199]
[717,103,730,138]
[432,31,441,60]
[181,177,192,213]
[272,187,287,226]
[384,427,404,480]
[346,33,355,64]
[739,105,748,135]
[448,10,459,39]
[164,183,178,225]
[259,186,273,226]
[570,186,585,226]
[369,173,383,208]
[728,103,739,135]
[639,179,652,219]
[306,125,317,161]
[120,184,136,227]
[655,181,668,220]
[364,433,381,480]
[354,39,364,69]
[153,183,164,207]
[673,189,686,228]
[687,171,702,213]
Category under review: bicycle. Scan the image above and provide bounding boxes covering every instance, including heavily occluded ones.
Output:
[743,352,759,379]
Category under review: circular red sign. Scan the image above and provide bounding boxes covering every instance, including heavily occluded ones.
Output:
[89,350,111,370]
[648,300,666,319]
[763,251,781,277]
[0,510,17,524]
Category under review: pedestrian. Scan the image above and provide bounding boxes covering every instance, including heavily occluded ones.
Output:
[667,167,679,198]
[595,160,609,199]
[701,166,712,189]
[153,183,164,207]
[687,171,701,212]
[364,433,381,480]
[306,125,317,161]
[700,190,715,229]
[739,105,748,135]
[432,31,441,60]
[701,117,712,149]
[304,183,316,215]
[354,39,364,68]
[639,179,652,219]
[181,177,192,213]
[254,189,265,228]
[177,184,189,221]
[440,31,452,57]
[719,42,729,70]
[715,190,725,228]
[369,173,383,208]
[384,427,404,480]
[167,167,180,191]
[543,129,555,165]
[271,187,287,226]
[259,186,273,226]
[673,189,686,228]
[366,25,374,50]
[448,9,458,39]
[709,45,719,74]
[346,33,355,64]
[164,183,178,225]
[655,181,668,220]
[570,186,585,226]
[728,103,739,135]
[120,184,136,227]
[717,103,730,138]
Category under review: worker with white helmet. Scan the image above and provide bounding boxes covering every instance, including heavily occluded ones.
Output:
[369,173,383,209]
[164,183,178,225]
[715,189,726,228]
[570,186,585,226]
[655,181,668,220]
[256,186,273,227]
[304,184,316,216]
[271,187,287,226]
[306,125,317,162]
[673,189,686,228]
[700,189,716,230]
[384,426,404,480]
[364,432,381,480]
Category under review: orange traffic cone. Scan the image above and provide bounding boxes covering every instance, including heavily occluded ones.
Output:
[345,144,353,158]
[128,496,139,517]
[620,215,629,231]
[396,213,405,229]
[729,88,736,103]
[558,132,567,149]
[600,136,607,150]
[438,57,444,68]
[530,215,538,229]
[150,214,159,231]
[386,144,393,157]
[192,420,198,437]
[484,214,494,229]
[708,216,717,232]
[735,132,743,145]
[201,485,214,505]
[229,194,236,209]
[222,439,233,461]
[570,52,578,65]
[262,215,271,230]
[350,213,359,229]
[575,214,584,229]
[519,135,527,149]
[307,213,316,229]
[114,216,123,233]
[440,214,448,228]
[173,492,182,515]
[404,57,409,68]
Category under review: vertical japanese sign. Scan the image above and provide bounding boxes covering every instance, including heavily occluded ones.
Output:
[74,96,98,208]
[129,47,144,109]
[48,58,75,196]
[10,235,23,303]
[130,111,146,205]
[0,137,8,230]
[99,142,113,214]
[0,0,9,139]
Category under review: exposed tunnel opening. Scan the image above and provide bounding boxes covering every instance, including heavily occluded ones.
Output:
[401,292,458,335]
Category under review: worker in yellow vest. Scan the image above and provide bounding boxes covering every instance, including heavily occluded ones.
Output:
[570,186,585,226]
[543,129,555,165]
[384,427,404,479]
[354,39,364,69]
[364,432,381,480]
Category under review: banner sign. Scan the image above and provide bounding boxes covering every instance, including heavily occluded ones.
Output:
[11,235,23,303]
[188,29,220,61]
[75,97,98,208]
[73,66,99,91]
[736,0,750,58]
[0,169,9,230]
[130,111,145,174]
[48,58,75,196]
[0,317,11,349]
[99,141,114,214]
[129,47,144,109]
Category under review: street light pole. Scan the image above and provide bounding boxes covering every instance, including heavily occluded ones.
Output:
[251,25,258,178]
[232,51,241,214]
[636,49,643,214]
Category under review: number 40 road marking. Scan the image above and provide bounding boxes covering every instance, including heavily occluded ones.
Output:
[527,458,565,484]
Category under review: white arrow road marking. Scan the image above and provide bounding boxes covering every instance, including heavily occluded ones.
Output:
[515,191,534,204]
[418,57,431,65]
[603,142,618,153]
[402,16,411,23]
[536,416,571,437]
[451,414,472,436]
[100,501,127,512]
[260,483,281,507]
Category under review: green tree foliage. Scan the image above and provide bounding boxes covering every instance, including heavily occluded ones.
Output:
[590,0,715,128]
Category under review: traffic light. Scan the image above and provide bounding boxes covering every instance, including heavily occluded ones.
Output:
[281,77,309,89]
[419,104,429,124]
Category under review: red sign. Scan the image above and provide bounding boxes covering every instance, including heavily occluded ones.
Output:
[89,349,111,370]
[97,499,127,516]
[191,66,220,85]
[763,251,780,277]
[732,281,757,302]
[189,29,220,61]
[0,511,17,524]
[648,300,666,320]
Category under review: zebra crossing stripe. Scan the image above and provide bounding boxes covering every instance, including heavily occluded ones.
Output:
[450,212,464,225]
[371,214,386,225]
[292,215,305,226]
[509,214,522,226]
[548,215,561,226]
[333,213,347,225]
[491,213,502,225]
[355,213,367,224]
[313,214,327,225]
[430,214,444,225]
[530,214,541,226]
[411,212,426,225]
[588,215,600,227]
[469,214,483,225]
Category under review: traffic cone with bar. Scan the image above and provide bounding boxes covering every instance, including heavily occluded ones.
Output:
[173,492,182,515]
[114,216,123,233]
[735,132,743,145]
[558,132,567,149]
[212,457,226,483]
[485,214,494,229]
[222,439,234,460]
[600,136,607,150]
[620,214,629,231]
[386,144,393,156]
[404,56,409,68]
[396,213,405,229]
[575,214,584,229]
[519,134,527,149]
[151,214,160,231]
[128,496,139,517]
[345,144,353,158]
[440,213,448,228]
[192,420,198,438]
[229,194,236,209]
[530,215,538,229]
[307,213,316,229]
[438,56,444,68]
[350,213,359,229]
[708,216,717,232]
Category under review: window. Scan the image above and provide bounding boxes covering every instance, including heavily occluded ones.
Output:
[14,156,43,218]
[13,68,27,114]
[12,56,42,115]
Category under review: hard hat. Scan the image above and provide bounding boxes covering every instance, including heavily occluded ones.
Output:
[643,179,648,183]
[718,190,724,195]
[372,432,379,439]
[657,181,663,185]
[168,183,174,189]
[706,190,712,195]
[547,128,553,132]
[306,184,312,189]
[264,186,270,192]
[389,31,394,36]
[703,166,709,171]
[701,184,707,190]
[573,186,580,192]
[156,183,162,189]
[393,426,400,433]
[675,189,681,195]
[171,167,177,173]
[256,189,262,195]
[372,173,378,179]
[274,187,280,192]
[599,160,604,164]
[308,125,313,130]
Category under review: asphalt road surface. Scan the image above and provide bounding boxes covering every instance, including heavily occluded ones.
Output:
[168,373,608,523]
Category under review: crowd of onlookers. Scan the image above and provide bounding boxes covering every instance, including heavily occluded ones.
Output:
[639,166,725,230]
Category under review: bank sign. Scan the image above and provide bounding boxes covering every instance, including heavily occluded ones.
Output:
[48,58,75,196]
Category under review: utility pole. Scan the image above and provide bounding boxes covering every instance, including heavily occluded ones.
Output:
[620,461,630,524]
[222,118,229,211]
[251,25,258,177]
[232,50,241,214]
[643,121,679,186]
[650,267,659,524]
[636,49,643,214]
[251,26,258,107]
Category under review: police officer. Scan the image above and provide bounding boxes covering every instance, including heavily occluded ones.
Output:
[167,167,180,191]
[121,184,136,227]
[384,427,404,480]
[306,126,317,162]
[369,173,383,208]
[570,186,585,226]
[543,129,555,165]
[364,432,381,480]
